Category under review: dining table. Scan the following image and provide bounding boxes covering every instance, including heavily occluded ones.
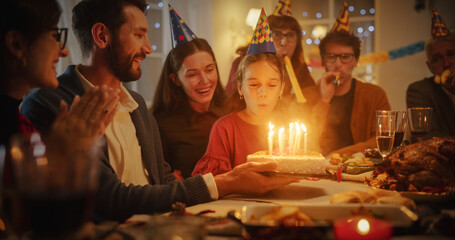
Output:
[115,176,455,240]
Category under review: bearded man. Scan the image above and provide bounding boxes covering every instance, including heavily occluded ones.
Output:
[21,0,298,222]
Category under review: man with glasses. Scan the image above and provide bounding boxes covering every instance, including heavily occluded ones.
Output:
[303,30,390,157]
[406,32,455,139]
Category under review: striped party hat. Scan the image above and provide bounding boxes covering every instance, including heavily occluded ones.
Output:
[247,8,276,54]
[169,4,197,48]
[273,0,292,16]
[330,1,350,33]
[431,8,450,39]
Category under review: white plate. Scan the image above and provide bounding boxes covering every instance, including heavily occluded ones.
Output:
[238,204,418,228]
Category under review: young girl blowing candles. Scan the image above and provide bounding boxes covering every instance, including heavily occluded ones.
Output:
[192,9,286,176]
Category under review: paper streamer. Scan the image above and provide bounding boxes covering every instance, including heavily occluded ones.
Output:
[358,52,389,66]
[388,41,425,60]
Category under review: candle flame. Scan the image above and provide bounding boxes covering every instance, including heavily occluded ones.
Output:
[301,123,307,132]
[269,131,274,137]
[279,128,284,134]
[269,122,274,131]
[289,122,294,129]
[357,218,370,235]
[295,123,300,131]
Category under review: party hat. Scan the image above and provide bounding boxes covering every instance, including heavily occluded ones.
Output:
[431,8,450,39]
[273,0,292,16]
[169,4,197,48]
[247,8,276,54]
[330,1,350,33]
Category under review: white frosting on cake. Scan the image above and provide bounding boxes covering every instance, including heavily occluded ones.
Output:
[247,151,327,175]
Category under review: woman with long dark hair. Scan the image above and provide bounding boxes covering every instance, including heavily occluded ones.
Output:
[150,38,229,179]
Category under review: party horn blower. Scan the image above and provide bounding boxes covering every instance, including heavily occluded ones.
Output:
[333,75,341,86]
[434,69,451,84]
[284,55,307,103]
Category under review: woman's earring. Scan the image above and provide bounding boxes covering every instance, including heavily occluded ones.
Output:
[240,95,244,100]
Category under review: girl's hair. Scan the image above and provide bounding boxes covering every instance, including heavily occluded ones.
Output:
[230,53,285,110]
[1,0,62,80]
[151,38,225,114]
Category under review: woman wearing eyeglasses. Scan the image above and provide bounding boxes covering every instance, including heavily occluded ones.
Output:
[0,0,119,164]
[225,15,315,98]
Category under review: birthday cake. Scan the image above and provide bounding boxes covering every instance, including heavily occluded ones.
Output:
[246,150,328,175]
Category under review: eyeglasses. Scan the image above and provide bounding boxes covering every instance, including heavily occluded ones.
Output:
[49,27,68,50]
[271,31,297,42]
[323,53,355,64]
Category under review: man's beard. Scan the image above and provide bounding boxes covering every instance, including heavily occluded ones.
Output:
[106,38,145,83]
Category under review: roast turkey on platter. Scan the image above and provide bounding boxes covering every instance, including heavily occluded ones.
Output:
[366,137,455,192]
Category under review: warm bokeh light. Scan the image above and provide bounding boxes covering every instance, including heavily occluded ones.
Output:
[357,218,371,235]
[245,8,261,29]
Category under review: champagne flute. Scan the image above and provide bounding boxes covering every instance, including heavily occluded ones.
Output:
[376,114,395,159]
[407,107,432,142]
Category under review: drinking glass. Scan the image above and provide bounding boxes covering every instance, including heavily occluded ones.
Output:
[376,113,395,158]
[392,111,407,149]
[407,107,433,142]
[3,133,100,239]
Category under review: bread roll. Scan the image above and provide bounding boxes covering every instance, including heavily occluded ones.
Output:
[331,190,376,204]
[346,190,376,203]
[330,192,362,203]
[259,206,312,223]
[368,189,401,199]
[376,196,416,210]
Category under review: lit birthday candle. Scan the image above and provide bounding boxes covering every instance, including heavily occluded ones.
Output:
[301,124,308,154]
[288,122,294,151]
[293,123,301,155]
[268,122,274,155]
[278,128,284,155]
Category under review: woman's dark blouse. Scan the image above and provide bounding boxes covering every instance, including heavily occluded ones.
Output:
[154,104,226,178]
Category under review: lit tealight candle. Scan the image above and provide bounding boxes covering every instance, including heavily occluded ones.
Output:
[334,216,392,240]
[278,128,284,155]
[268,122,274,155]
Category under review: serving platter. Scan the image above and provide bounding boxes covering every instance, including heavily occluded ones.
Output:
[233,204,418,228]
[366,186,455,202]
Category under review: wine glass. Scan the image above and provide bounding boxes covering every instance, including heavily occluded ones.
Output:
[3,133,100,239]
[376,113,395,159]
[407,107,433,143]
